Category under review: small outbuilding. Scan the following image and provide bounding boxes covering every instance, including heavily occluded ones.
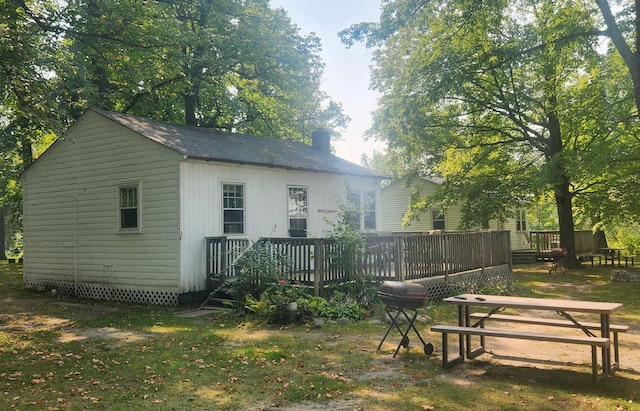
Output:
[21,109,385,305]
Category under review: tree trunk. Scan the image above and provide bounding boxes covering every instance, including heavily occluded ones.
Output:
[547,110,578,267]
[0,209,6,260]
[185,91,198,126]
[555,180,577,267]
[596,0,640,116]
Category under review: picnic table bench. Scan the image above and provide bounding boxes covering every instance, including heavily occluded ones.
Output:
[468,312,628,368]
[431,294,624,386]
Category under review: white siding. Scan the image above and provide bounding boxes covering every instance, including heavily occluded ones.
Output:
[501,218,530,251]
[179,161,382,291]
[22,112,181,292]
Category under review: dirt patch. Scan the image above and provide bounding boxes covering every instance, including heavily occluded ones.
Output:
[58,327,158,343]
[0,312,73,332]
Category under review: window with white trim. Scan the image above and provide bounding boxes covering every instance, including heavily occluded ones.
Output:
[432,210,445,230]
[346,188,377,231]
[288,186,308,237]
[516,208,527,231]
[223,183,245,234]
[363,190,376,230]
[119,184,140,231]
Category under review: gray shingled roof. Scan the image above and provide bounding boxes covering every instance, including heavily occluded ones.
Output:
[94,109,385,178]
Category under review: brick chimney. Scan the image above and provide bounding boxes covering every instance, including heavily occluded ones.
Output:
[311,129,331,153]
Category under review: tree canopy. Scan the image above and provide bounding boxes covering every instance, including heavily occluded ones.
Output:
[341,0,640,264]
[0,0,349,253]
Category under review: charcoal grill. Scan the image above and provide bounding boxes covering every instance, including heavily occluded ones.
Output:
[376,281,434,357]
[549,248,567,274]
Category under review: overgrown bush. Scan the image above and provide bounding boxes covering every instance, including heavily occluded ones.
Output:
[245,281,314,325]
[309,290,366,321]
[325,201,368,276]
[325,272,381,311]
[217,240,292,309]
[231,198,383,324]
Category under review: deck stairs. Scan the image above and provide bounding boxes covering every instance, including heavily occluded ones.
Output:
[511,249,537,264]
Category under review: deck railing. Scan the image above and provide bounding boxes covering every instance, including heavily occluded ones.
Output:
[530,230,594,256]
[206,231,511,295]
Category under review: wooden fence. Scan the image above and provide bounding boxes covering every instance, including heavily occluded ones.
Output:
[206,231,511,296]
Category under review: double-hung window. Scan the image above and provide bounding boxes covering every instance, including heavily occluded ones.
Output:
[516,208,527,232]
[119,183,140,232]
[432,210,445,230]
[288,186,308,237]
[362,191,376,230]
[346,188,377,231]
[223,183,245,234]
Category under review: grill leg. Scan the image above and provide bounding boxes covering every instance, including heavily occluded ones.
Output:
[392,309,419,357]
[378,306,433,358]
[377,307,402,351]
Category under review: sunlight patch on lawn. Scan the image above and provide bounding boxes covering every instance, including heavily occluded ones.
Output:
[148,325,192,334]
[353,386,400,401]
[0,312,72,332]
[0,331,34,352]
[58,327,158,343]
[193,385,231,405]
[218,328,272,344]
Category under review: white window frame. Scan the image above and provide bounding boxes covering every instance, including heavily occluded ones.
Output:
[362,190,377,230]
[222,182,245,235]
[516,208,527,232]
[346,188,377,231]
[432,209,445,230]
[118,181,141,233]
[288,186,308,237]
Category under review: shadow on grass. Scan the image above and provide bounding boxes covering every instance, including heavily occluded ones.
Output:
[2,261,640,410]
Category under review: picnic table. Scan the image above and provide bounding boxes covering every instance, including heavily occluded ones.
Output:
[431,294,626,385]
[598,247,622,266]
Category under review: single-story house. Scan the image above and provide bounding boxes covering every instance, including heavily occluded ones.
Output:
[21,109,385,305]
[380,177,529,251]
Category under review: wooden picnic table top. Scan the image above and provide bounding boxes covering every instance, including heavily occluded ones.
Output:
[443,294,622,314]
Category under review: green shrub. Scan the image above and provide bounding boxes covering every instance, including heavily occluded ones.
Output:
[217,240,292,308]
[326,272,381,310]
[312,291,366,321]
[244,281,312,325]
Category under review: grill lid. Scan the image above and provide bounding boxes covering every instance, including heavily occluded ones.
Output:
[377,281,428,309]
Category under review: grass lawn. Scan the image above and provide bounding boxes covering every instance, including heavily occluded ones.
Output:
[1,261,639,410]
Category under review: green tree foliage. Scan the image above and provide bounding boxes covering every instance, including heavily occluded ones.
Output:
[48,0,348,137]
[0,0,349,252]
[596,0,640,117]
[341,0,640,264]
[1,0,62,256]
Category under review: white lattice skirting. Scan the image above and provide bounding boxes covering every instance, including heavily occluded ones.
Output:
[24,279,179,306]
[415,265,513,302]
[24,265,512,306]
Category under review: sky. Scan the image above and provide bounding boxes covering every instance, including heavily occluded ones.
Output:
[269,0,385,164]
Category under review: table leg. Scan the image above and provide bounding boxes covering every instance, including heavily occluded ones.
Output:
[457,304,465,361]
[601,314,611,374]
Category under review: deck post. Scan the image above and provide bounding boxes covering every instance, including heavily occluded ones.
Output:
[394,236,404,281]
[314,238,323,297]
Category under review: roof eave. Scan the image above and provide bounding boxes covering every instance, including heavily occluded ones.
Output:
[184,155,386,179]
